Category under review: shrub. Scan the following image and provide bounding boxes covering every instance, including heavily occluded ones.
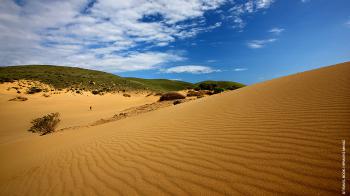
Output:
[0,78,14,83]
[199,90,212,95]
[123,93,131,97]
[197,95,204,98]
[194,86,201,91]
[92,90,100,95]
[187,90,202,97]
[173,100,182,105]
[28,113,60,135]
[8,96,28,101]
[42,94,50,97]
[27,87,42,94]
[226,86,238,90]
[199,83,217,90]
[159,92,185,101]
[213,87,225,94]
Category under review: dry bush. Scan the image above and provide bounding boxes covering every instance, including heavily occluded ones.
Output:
[28,113,60,135]
[197,95,204,99]
[187,90,203,97]
[159,92,185,101]
[198,90,212,95]
[123,93,131,97]
[42,93,50,97]
[173,100,183,105]
[8,96,28,101]
[92,90,100,95]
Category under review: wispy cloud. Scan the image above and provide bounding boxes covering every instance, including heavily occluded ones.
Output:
[247,38,277,49]
[163,65,220,74]
[234,68,248,71]
[269,27,285,35]
[301,0,310,3]
[346,19,350,27]
[207,59,218,63]
[228,0,275,29]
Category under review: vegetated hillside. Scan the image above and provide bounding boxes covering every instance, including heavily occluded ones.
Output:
[0,65,195,92]
[0,65,244,92]
[196,80,245,90]
[126,77,195,92]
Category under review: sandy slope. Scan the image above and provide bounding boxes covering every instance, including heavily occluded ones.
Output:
[0,62,350,195]
[0,86,158,144]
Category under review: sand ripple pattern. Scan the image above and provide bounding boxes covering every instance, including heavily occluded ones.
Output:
[0,62,349,195]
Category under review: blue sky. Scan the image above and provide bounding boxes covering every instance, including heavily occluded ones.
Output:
[0,0,349,84]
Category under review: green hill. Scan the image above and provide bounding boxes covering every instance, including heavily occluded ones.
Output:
[126,78,195,92]
[0,65,244,92]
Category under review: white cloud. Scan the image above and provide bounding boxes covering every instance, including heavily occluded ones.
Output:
[0,0,277,72]
[163,65,219,74]
[247,38,277,48]
[234,68,248,71]
[301,0,310,3]
[269,27,285,35]
[0,0,226,72]
[228,0,275,29]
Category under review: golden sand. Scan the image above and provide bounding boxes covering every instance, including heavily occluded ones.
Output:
[0,62,349,195]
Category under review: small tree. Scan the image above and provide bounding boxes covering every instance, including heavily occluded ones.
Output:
[28,113,61,135]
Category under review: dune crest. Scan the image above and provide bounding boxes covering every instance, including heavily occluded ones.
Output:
[0,62,350,195]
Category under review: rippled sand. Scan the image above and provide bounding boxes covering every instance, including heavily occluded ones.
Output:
[0,62,349,195]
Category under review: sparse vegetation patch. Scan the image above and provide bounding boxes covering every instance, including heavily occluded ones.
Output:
[28,112,61,135]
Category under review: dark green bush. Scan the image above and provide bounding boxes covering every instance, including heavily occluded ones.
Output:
[226,86,238,90]
[0,78,14,83]
[199,83,217,90]
[213,87,225,94]
[28,113,60,135]
[27,87,42,94]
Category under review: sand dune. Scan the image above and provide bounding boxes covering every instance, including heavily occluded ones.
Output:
[0,62,349,195]
[0,85,159,144]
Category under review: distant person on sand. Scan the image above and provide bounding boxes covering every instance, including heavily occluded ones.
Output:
[90,106,92,111]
